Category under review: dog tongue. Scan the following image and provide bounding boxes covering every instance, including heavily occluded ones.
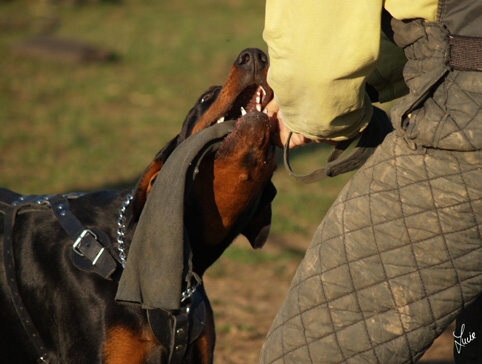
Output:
[116,120,236,311]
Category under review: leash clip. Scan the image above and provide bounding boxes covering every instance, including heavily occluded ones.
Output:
[181,281,200,303]
[72,229,97,257]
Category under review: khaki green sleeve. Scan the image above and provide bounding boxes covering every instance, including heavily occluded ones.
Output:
[367,32,409,103]
[264,0,383,141]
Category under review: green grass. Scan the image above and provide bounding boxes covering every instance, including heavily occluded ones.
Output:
[0,0,353,245]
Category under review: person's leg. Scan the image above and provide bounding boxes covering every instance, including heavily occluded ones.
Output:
[260,132,482,363]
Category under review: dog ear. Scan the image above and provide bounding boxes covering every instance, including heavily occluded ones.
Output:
[131,135,180,223]
[241,181,277,249]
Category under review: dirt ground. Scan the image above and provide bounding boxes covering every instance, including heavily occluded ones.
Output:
[205,235,456,364]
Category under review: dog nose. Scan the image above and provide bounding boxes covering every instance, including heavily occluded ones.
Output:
[236,48,269,73]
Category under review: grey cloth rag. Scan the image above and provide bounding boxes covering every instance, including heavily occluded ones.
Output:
[115,120,236,310]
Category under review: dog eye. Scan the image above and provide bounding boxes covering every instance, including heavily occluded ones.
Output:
[201,93,213,103]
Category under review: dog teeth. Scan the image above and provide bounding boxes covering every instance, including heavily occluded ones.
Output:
[255,87,266,111]
[260,86,267,97]
[217,117,225,124]
[241,107,247,116]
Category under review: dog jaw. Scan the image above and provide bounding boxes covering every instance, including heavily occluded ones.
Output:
[191,111,276,247]
[216,85,268,124]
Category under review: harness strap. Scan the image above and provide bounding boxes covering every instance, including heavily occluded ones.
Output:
[148,307,190,364]
[147,289,206,364]
[449,35,482,72]
[48,194,120,281]
[1,192,50,363]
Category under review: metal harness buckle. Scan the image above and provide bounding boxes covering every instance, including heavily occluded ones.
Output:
[72,229,97,258]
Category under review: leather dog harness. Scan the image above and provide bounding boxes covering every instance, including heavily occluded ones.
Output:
[0,188,204,364]
[1,190,50,363]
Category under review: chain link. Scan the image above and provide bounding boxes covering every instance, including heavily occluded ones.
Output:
[116,190,201,304]
[116,191,134,268]
[181,281,200,303]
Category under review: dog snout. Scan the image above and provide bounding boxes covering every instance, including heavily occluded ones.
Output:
[235,48,269,75]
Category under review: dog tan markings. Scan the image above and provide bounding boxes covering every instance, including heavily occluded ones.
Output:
[193,112,275,245]
[103,326,158,364]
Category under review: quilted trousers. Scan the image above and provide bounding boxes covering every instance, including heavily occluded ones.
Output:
[260,132,482,363]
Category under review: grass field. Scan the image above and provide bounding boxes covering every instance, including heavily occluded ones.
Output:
[0,0,353,239]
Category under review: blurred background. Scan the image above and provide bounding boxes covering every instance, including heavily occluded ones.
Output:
[0,1,453,362]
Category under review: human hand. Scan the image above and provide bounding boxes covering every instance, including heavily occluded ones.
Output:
[264,98,312,149]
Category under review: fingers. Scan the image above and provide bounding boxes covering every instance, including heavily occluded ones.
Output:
[279,123,312,149]
[264,98,279,117]
[264,99,311,149]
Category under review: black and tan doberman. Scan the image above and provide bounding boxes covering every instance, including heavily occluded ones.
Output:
[0,48,276,364]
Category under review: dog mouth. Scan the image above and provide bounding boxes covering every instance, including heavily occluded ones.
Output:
[214,84,271,125]
[214,84,275,163]
[216,110,276,167]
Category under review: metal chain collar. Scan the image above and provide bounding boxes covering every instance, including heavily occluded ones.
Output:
[116,190,133,268]
[116,189,201,301]
[181,281,200,303]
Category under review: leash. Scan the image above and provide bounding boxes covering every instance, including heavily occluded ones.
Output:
[283,106,393,183]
